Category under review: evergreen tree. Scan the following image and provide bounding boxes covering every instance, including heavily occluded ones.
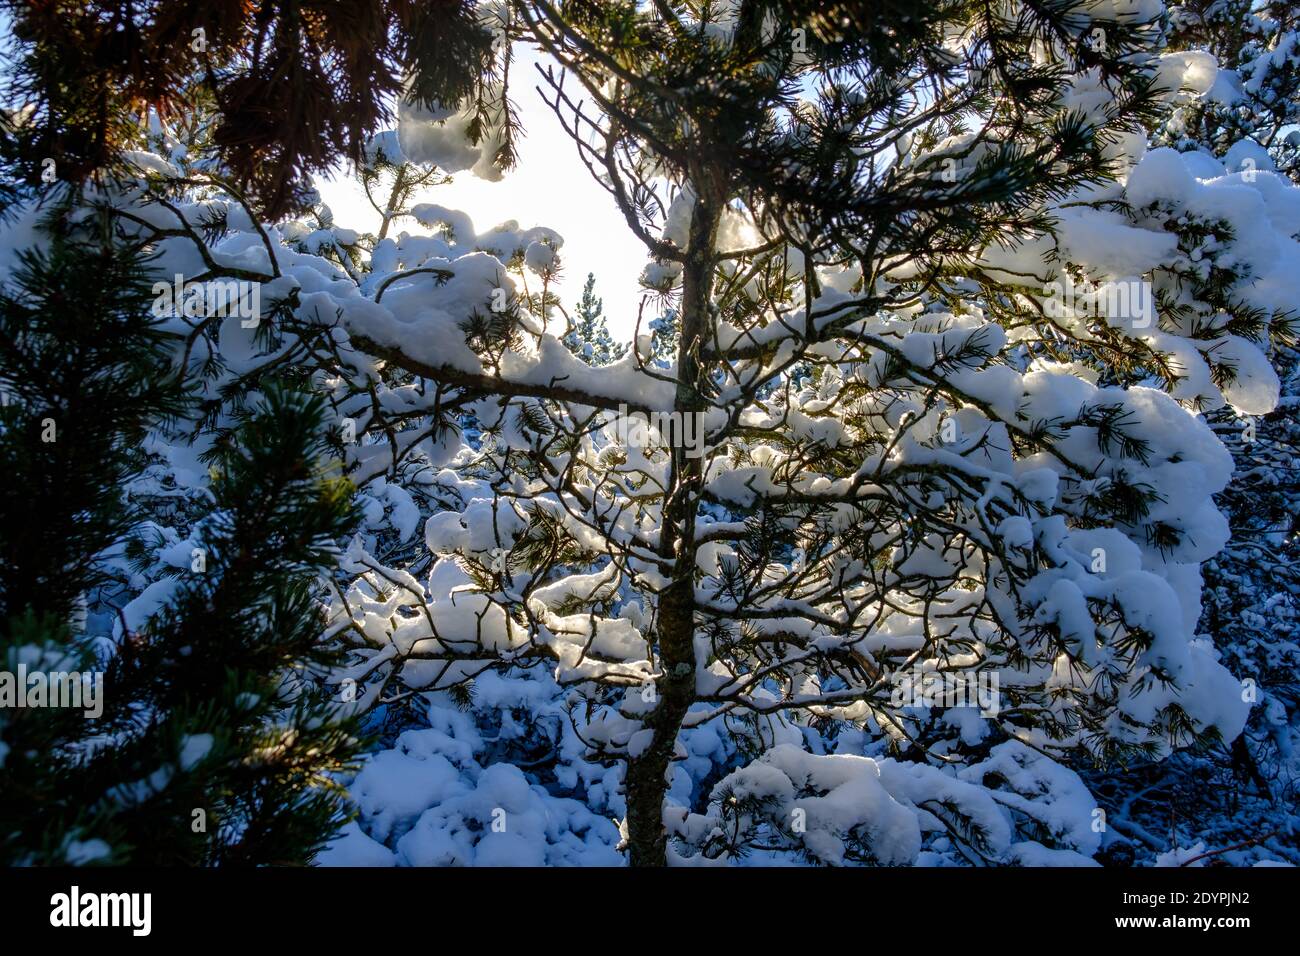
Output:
[358,132,453,244]
[296,1,1296,865]
[564,272,627,366]
[111,384,363,865]
[648,308,680,370]
[10,0,1297,871]
[1082,1,1300,863]
[0,223,363,864]
[1158,1,1299,178]
[0,232,188,627]
[0,0,501,216]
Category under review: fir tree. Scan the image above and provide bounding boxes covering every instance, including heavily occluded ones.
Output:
[564,273,627,366]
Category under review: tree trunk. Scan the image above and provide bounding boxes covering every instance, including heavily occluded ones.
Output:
[624,186,721,866]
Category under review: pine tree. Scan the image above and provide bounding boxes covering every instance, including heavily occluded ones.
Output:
[0,221,363,864]
[564,273,627,366]
[0,0,501,217]
[32,1,1300,869]
[306,1,1295,865]
[110,384,364,865]
[1082,1,1300,863]
[648,308,680,370]
[1158,1,1299,178]
[359,132,453,244]
[0,230,188,627]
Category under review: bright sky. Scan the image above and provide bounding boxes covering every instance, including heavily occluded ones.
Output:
[315,48,649,341]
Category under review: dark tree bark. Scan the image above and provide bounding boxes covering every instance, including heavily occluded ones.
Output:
[623,184,722,867]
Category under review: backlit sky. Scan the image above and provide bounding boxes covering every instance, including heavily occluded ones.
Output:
[316,48,650,341]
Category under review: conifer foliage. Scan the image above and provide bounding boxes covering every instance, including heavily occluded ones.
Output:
[307,1,1296,865]
[2,1,1299,869]
[564,273,627,366]
[1083,0,1300,863]
[0,217,363,864]
[0,0,499,216]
